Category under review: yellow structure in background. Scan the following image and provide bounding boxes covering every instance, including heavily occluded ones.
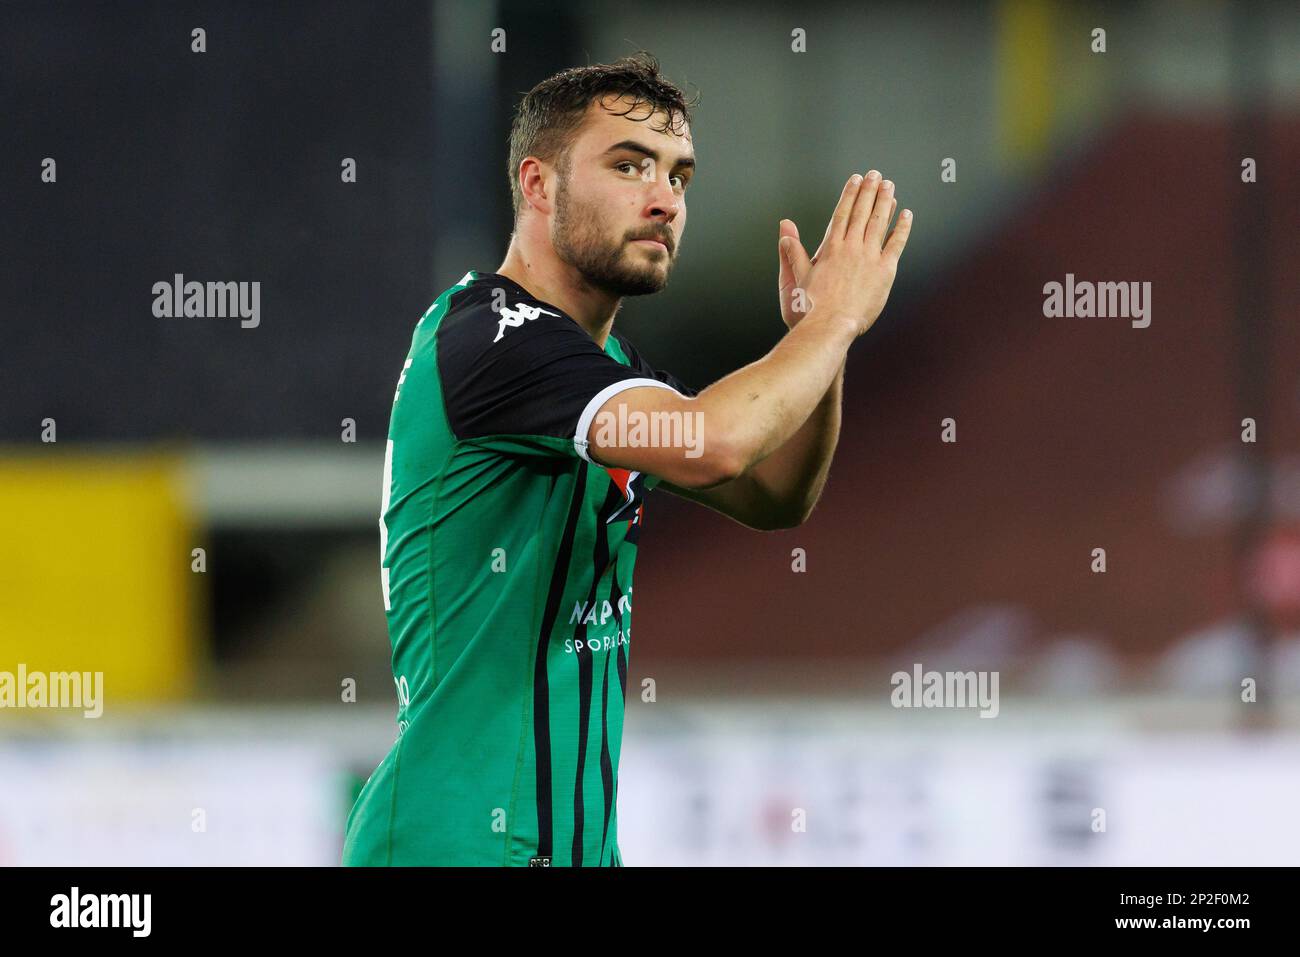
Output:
[0,452,197,703]
[997,0,1057,170]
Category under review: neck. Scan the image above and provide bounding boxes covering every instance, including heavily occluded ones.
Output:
[496,230,620,349]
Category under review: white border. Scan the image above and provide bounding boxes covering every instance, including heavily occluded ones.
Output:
[574,378,679,462]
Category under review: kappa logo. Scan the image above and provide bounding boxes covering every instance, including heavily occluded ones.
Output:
[493,301,562,343]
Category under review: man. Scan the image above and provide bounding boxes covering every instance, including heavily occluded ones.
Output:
[343,52,911,866]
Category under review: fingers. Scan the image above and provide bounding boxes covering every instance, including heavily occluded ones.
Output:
[846,170,882,238]
[880,195,897,248]
[825,170,908,254]
[882,207,913,264]
[825,174,863,245]
[864,178,895,246]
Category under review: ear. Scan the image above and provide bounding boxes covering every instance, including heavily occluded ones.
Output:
[518,157,555,215]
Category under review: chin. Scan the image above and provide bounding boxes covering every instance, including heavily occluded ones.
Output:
[606,258,669,296]
[614,276,667,296]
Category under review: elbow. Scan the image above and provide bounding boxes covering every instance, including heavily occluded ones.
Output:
[756,486,823,531]
[760,501,813,531]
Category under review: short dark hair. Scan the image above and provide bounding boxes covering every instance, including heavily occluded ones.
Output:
[506,52,697,220]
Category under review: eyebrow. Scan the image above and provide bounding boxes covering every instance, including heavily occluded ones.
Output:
[603,139,695,173]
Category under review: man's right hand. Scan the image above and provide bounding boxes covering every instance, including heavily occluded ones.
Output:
[802,171,912,338]
[588,170,913,490]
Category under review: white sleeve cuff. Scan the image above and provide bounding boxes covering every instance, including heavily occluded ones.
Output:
[574,377,681,462]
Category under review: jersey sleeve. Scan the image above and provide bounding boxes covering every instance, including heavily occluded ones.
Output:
[610,332,699,399]
[606,332,701,491]
[436,295,685,461]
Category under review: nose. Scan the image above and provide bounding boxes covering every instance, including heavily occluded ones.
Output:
[645,176,680,224]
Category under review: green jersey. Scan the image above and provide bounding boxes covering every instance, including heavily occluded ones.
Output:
[343,270,694,866]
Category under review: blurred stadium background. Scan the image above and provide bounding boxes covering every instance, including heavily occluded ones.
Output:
[3,0,1300,865]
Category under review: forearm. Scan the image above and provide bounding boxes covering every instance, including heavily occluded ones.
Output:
[693,312,853,479]
[652,168,911,519]
[743,359,843,521]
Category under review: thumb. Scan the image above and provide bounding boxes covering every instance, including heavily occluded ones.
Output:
[780,231,812,278]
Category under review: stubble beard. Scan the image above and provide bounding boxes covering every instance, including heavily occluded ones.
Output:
[551,170,674,297]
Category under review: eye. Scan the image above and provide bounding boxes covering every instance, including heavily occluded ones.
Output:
[615,160,639,176]
[670,173,687,191]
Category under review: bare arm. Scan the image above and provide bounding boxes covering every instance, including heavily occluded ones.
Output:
[663,361,843,529]
[588,311,855,488]
[590,171,911,526]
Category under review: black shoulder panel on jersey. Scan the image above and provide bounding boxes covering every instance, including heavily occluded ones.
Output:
[609,330,699,399]
[436,274,664,448]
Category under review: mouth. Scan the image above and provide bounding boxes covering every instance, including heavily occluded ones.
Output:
[631,238,670,254]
